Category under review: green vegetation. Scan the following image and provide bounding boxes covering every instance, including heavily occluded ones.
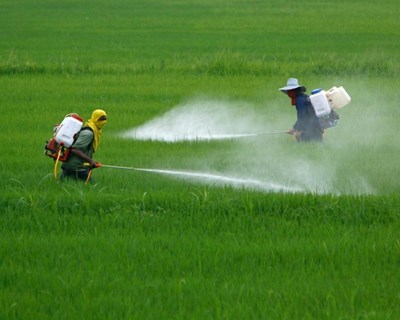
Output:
[1,0,399,319]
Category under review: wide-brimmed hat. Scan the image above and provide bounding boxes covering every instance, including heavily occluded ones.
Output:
[279,78,306,93]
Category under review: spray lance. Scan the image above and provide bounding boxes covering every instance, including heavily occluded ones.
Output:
[96,164,138,171]
[238,131,291,137]
[83,163,301,192]
[84,162,197,185]
[83,163,152,182]
[204,130,292,140]
[86,163,177,174]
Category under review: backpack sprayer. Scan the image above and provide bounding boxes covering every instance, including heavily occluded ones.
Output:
[44,114,84,178]
[309,86,351,129]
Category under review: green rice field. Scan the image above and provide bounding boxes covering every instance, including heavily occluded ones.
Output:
[1,0,400,319]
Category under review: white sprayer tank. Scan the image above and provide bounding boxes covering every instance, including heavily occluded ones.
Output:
[54,114,83,147]
[309,89,331,117]
[326,86,351,110]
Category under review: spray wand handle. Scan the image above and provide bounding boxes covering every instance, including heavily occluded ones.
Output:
[83,162,102,168]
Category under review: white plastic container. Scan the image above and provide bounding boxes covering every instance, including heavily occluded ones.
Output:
[309,89,331,117]
[55,114,83,147]
[326,86,351,110]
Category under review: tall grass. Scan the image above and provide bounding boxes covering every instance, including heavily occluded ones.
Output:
[2,183,400,319]
[1,0,399,76]
[1,52,399,77]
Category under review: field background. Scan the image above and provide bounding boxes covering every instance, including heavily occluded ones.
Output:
[1,0,400,319]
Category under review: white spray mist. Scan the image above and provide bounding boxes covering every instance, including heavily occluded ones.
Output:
[120,90,397,194]
[121,98,285,142]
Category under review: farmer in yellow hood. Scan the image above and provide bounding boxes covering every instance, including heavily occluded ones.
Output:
[61,109,107,182]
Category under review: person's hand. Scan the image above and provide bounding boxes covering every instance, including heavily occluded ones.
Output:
[84,161,102,169]
[294,130,302,141]
[92,161,102,169]
[287,128,295,135]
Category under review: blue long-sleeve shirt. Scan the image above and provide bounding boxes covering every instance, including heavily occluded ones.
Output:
[293,93,323,141]
[293,94,311,131]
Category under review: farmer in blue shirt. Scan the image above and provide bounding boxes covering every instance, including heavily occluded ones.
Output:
[279,78,323,142]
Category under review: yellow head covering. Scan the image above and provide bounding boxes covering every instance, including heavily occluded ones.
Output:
[85,109,107,152]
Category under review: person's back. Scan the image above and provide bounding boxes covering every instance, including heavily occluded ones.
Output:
[61,127,94,174]
[294,93,323,142]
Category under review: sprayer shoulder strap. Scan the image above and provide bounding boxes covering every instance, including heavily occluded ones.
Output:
[80,126,93,134]
[72,126,94,149]
[81,126,94,142]
[305,96,318,117]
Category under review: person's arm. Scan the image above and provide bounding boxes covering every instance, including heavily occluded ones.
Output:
[293,96,307,131]
[70,148,97,167]
[70,130,100,168]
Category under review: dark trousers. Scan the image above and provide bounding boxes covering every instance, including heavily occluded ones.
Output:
[60,168,91,182]
[300,126,324,142]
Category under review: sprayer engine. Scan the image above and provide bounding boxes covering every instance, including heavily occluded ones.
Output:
[44,138,71,161]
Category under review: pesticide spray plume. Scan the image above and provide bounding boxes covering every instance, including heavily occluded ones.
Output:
[116,92,393,195]
[99,164,301,193]
[120,98,289,142]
